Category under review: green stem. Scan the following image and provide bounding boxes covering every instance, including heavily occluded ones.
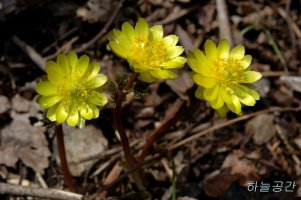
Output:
[55,124,75,192]
[113,72,145,190]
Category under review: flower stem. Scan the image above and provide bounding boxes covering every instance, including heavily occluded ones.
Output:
[55,124,75,192]
[113,72,145,190]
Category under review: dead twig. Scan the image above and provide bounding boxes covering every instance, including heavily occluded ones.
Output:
[73,0,124,53]
[216,0,233,45]
[11,36,46,71]
[0,183,82,200]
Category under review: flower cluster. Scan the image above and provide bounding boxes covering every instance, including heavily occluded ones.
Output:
[109,18,186,82]
[36,52,108,127]
[188,39,262,117]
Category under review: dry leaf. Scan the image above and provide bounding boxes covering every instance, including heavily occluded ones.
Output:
[0,95,11,114]
[280,76,301,93]
[0,119,50,174]
[56,125,108,176]
[246,114,276,145]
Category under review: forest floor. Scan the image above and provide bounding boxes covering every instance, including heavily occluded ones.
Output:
[0,0,301,199]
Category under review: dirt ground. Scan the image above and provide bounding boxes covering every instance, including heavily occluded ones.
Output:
[0,0,301,199]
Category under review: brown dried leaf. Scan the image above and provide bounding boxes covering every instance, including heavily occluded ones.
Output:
[246,114,276,145]
[0,119,50,174]
[0,95,11,114]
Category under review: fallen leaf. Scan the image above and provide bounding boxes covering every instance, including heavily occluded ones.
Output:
[280,76,301,93]
[246,114,276,145]
[56,124,108,177]
[0,95,11,114]
[0,119,50,174]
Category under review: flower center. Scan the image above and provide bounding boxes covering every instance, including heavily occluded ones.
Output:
[213,58,246,89]
[130,36,167,69]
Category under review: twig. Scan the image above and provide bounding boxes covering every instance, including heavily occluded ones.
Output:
[0,183,82,200]
[55,124,75,192]
[277,6,301,39]
[74,0,124,53]
[11,36,46,71]
[168,107,300,151]
[154,4,199,25]
[216,0,233,45]
[138,99,185,162]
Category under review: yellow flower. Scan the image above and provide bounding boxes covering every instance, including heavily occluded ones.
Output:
[36,51,108,127]
[188,39,262,117]
[109,18,186,82]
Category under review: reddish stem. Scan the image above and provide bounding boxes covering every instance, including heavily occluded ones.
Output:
[55,124,75,192]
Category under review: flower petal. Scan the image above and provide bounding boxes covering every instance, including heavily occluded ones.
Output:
[150,25,163,40]
[190,73,217,88]
[195,86,204,99]
[46,103,59,121]
[217,39,230,59]
[162,35,178,48]
[36,81,57,96]
[229,95,241,114]
[229,45,245,59]
[163,57,186,69]
[113,29,131,50]
[39,95,61,108]
[210,93,224,109]
[67,51,78,69]
[191,48,213,76]
[87,91,108,106]
[109,41,128,59]
[167,46,184,59]
[84,74,107,88]
[219,87,232,104]
[205,39,217,61]
[75,55,89,77]
[85,62,100,81]
[90,104,99,118]
[217,105,228,118]
[57,54,70,74]
[135,18,149,37]
[204,84,219,101]
[241,55,252,69]
[56,103,69,123]
[242,71,262,83]
[66,107,79,127]
[79,102,94,120]
[46,61,64,84]
[122,22,136,41]
[150,69,177,80]
[139,72,157,82]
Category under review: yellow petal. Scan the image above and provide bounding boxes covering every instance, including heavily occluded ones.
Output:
[242,71,262,83]
[139,72,157,82]
[36,81,57,96]
[57,54,70,74]
[217,39,230,59]
[229,45,245,59]
[39,95,61,108]
[205,39,217,61]
[46,103,59,121]
[75,55,89,77]
[204,84,219,101]
[150,69,177,80]
[79,103,94,120]
[191,73,217,88]
[90,104,99,118]
[239,85,260,100]
[210,93,224,109]
[84,74,107,88]
[109,41,128,59]
[122,22,136,41]
[239,93,255,106]
[192,48,213,76]
[88,91,108,106]
[167,46,184,59]
[56,103,69,123]
[162,35,178,48]
[241,55,252,69]
[219,87,232,104]
[228,95,241,114]
[217,105,228,118]
[66,107,79,127]
[85,62,100,81]
[46,61,64,84]
[150,25,163,40]
[195,86,204,99]
[113,29,131,50]
[135,18,149,37]
[163,57,186,69]
[77,117,86,129]
[67,51,78,69]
